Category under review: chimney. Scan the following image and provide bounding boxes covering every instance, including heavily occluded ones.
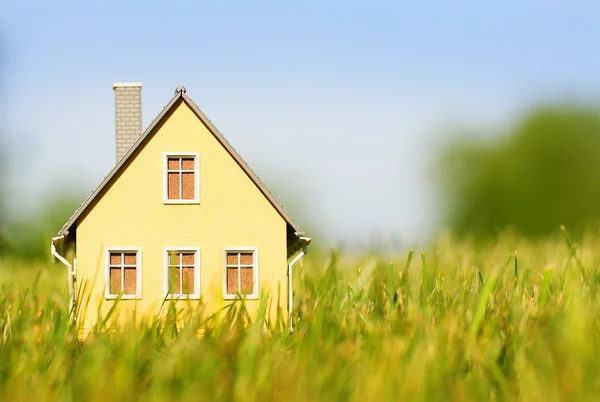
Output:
[113,82,142,162]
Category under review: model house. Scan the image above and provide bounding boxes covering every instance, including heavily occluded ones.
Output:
[50,83,310,330]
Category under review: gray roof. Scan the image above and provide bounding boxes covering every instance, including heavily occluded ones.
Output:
[58,86,306,238]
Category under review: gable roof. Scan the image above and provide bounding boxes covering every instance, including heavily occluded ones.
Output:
[58,86,306,239]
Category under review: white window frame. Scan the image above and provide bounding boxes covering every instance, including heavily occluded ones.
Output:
[163,152,200,204]
[223,247,259,300]
[164,247,201,299]
[104,247,142,300]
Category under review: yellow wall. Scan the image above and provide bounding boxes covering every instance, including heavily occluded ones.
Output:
[75,100,288,330]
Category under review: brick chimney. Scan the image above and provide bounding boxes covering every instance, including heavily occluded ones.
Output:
[113,82,142,162]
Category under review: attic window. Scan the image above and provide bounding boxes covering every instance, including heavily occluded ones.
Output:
[163,153,200,204]
[105,248,142,299]
[165,248,200,299]
[223,248,258,299]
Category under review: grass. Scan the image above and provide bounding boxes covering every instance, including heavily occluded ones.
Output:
[2,229,600,401]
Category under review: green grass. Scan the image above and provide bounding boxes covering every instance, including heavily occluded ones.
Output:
[2,229,600,401]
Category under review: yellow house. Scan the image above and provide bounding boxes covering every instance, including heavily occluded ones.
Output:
[50,83,310,331]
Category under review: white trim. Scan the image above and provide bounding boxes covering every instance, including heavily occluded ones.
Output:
[162,152,200,204]
[51,236,75,317]
[222,247,259,300]
[163,247,201,299]
[104,247,143,300]
[112,82,142,88]
[288,247,307,331]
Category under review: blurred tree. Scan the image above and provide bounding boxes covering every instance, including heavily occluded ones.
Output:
[6,195,82,260]
[435,105,600,238]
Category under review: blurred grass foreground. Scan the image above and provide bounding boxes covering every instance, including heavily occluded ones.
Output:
[2,229,600,401]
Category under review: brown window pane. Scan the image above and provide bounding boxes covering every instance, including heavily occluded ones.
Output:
[182,253,194,265]
[181,158,195,170]
[240,253,253,265]
[227,267,238,295]
[124,253,137,265]
[168,158,179,170]
[182,267,194,294]
[110,253,122,265]
[168,172,180,199]
[181,172,195,200]
[169,267,181,294]
[241,267,254,294]
[227,253,238,265]
[123,267,137,294]
[110,267,121,294]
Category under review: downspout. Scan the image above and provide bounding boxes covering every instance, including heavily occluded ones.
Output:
[288,236,310,331]
[51,235,75,318]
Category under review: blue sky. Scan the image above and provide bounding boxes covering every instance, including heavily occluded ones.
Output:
[2,1,600,246]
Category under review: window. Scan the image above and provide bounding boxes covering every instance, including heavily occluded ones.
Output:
[223,248,258,299]
[105,248,142,299]
[164,248,200,299]
[163,153,200,204]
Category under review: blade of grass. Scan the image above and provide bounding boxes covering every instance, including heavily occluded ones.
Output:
[469,255,513,340]
[514,251,518,288]
[561,225,587,283]
[421,252,428,305]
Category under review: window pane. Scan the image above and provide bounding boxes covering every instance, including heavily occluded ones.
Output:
[123,267,137,294]
[124,253,137,265]
[110,267,121,294]
[240,253,253,265]
[168,172,180,199]
[182,267,194,294]
[226,253,238,265]
[181,172,195,200]
[168,252,179,266]
[169,267,181,294]
[181,158,195,170]
[110,253,122,265]
[227,267,238,295]
[168,158,179,170]
[182,253,194,265]
[241,267,254,294]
